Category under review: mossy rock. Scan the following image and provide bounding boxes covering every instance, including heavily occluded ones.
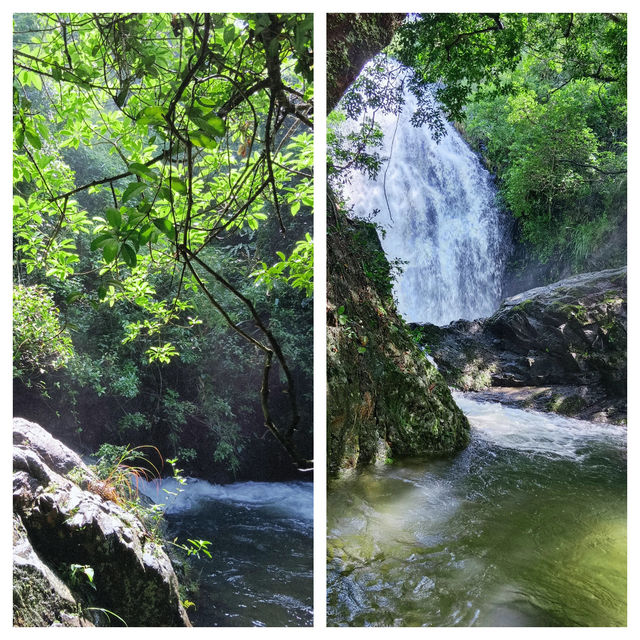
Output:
[327,213,470,475]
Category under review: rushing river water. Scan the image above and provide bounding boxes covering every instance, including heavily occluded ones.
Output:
[139,479,313,627]
[327,394,627,627]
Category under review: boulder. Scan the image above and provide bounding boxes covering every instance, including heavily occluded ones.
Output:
[415,267,626,423]
[13,418,191,627]
[13,513,91,627]
[327,217,470,475]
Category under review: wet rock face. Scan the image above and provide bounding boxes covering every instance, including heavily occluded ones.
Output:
[13,418,190,627]
[327,218,470,475]
[415,267,627,422]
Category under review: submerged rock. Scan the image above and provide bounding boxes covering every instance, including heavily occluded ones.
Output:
[415,267,627,423]
[327,216,470,475]
[13,418,191,627]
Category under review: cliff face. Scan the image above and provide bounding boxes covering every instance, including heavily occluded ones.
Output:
[326,12,469,475]
[13,418,190,627]
[327,218,470,476]
[415,267,627,423]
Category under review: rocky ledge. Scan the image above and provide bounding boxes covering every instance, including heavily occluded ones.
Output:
[327,216,470,475]
[414,267,626,423]
[13,417,191,627]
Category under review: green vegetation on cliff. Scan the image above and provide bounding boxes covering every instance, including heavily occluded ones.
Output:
[327,210,469,475]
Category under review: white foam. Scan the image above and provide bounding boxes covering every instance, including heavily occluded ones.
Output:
[137,478,313,521]
[454,392,626,459]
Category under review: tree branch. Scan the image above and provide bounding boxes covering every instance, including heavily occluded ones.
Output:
[51,152,166,201]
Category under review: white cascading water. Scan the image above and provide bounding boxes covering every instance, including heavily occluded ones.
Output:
[344,76,509,325]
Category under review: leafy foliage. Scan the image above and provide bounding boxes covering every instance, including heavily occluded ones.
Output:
[13,13,313,473]
[13,284,74,378]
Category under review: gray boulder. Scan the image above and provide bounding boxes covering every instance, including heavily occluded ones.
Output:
[13,418,191,627]
[415,267,626,422]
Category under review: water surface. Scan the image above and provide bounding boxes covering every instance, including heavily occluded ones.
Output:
[140,479,313,626]
[327,395,626,626]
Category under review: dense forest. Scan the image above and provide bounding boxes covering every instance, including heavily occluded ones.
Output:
[13,13,314,481]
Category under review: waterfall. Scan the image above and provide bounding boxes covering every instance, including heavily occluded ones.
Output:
[344,78,509,325]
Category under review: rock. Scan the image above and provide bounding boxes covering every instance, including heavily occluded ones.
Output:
[13,514,92,627]
[13,419,191,627]
[14,417,88,475]
[470,386,626,423]
[327,216,470,475]
[327,13,405,113]
[415,267,626,423]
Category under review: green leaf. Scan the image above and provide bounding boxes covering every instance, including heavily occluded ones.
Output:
[196,96,218,108]
[120,243,137,268]
[137,200,152,215]
[15,127,24,148]
[51,66,62,81]
[102,239,119,263]
[206,115,226,137]
[98,285,107,300]
[167,177,187,194]
[139,224,154,244]
[158,186,173,201]
[25,128,41,149]
[128,162,157,181]
[189,130,217,149]
[136,105,165,126]
[105,207,122,229]
[153,217,176,240]
[90,232,115,251]
[223,24,236,44]
[122,182,147,204]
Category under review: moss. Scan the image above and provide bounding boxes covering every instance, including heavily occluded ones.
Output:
[512,298,534,312]
[548,301,590,324]
[450,358,495,391]
[547,393,587,416]
[13,563,82,627]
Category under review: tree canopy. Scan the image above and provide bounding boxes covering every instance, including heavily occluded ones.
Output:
[13,13,314,471]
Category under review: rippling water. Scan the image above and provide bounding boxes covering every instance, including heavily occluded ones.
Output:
[139,479,313,627]
[327,395,626,627]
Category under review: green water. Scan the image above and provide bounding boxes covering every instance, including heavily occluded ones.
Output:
[327,395,627,627]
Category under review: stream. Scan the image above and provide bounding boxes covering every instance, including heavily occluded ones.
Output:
[139,479,313,627]
[327,394,627,626]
